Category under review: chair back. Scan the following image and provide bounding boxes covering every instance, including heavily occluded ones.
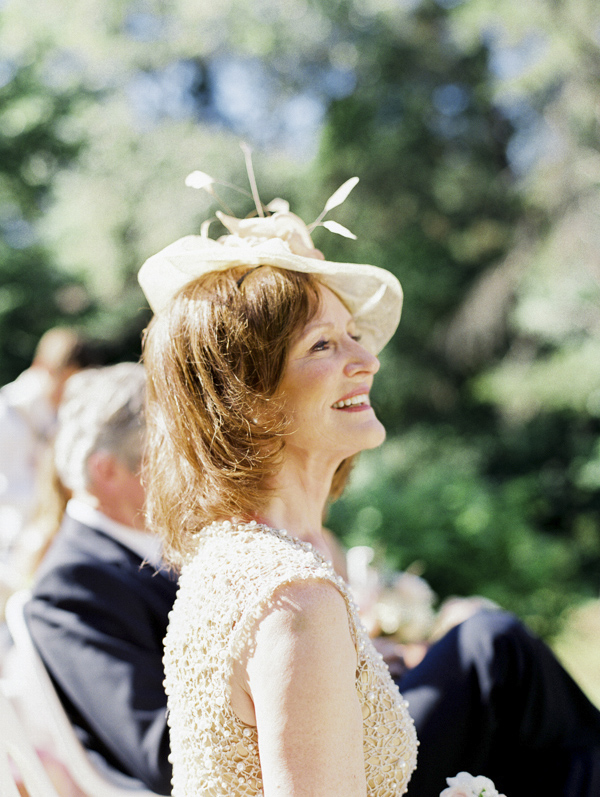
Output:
[5,589,158,797]
[0,681,61,797]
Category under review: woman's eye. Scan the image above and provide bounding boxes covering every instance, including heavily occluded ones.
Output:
[350,333,362,343]
[311,339,330,352]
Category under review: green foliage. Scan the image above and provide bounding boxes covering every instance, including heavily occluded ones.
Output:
[0,243,88,383]
[447,0,600,412]
[327,427,592,638]
[0,52,92,380]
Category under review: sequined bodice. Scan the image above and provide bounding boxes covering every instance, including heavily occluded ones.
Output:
[163,520,418,796]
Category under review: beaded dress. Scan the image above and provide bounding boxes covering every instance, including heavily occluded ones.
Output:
[163,520,418,796]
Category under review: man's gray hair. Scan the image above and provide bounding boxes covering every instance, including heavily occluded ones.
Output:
[54,362,146,493]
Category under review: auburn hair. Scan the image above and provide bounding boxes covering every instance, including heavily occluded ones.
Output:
[143,265,355,568]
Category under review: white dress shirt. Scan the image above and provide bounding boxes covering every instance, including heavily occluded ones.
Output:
[66,498,163,568]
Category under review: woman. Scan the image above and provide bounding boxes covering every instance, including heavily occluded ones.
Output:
[139,181,418,796]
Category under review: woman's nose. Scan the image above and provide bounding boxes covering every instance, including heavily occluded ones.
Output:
[344,339,380,376]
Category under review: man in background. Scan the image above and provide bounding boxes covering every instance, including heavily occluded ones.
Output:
[25,362,176,793]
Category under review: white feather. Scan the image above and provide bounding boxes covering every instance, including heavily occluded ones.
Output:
[323,176,359,213]
[322,220,357,239]
[185,171,215,190]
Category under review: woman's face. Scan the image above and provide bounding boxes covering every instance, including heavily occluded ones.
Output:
[277,284,385,466]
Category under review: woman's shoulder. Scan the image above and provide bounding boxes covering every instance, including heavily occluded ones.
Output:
[264,578,351,637]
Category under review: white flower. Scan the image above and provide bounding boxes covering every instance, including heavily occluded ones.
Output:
[440,771,506,797]
[216,208,325,260]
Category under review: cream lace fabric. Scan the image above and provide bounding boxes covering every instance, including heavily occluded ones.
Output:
[164,520,418,796]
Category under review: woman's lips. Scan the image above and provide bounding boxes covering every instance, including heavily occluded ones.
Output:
[331,392,370,410]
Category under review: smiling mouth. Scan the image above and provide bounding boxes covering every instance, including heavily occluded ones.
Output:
[332,393,370,409]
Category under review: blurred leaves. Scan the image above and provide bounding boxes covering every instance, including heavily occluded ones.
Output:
[328,428,588,638]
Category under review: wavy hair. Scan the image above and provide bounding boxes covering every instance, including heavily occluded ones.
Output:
[143,265,355,568]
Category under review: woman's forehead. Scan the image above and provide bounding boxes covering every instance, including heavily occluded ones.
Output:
[298,285,356,337]
[315,283,354,320]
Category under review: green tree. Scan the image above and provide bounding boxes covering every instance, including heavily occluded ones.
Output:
[0,50,94,382]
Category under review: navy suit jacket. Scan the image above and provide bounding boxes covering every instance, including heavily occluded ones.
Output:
[26,514,178,794]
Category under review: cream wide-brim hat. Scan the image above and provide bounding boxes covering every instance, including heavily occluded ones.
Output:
[138,234,403,355]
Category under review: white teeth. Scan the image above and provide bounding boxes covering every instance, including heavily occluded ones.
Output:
[332,393,369,409]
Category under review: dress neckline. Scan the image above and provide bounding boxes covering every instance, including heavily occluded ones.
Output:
[202,519,335,569]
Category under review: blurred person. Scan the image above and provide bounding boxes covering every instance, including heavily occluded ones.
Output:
[26,362,177,792]
[0,446,73,612]
[0,327,97,553]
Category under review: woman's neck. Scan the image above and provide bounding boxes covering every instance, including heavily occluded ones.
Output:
[257,453,339,540]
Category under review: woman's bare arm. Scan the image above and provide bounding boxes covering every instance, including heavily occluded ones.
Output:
[239,579,366,797]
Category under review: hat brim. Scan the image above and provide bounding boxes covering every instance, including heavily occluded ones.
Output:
[138,235,403,354]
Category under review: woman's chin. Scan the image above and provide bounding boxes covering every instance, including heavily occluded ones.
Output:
[347,418,386,455]
[366,422,387,450]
